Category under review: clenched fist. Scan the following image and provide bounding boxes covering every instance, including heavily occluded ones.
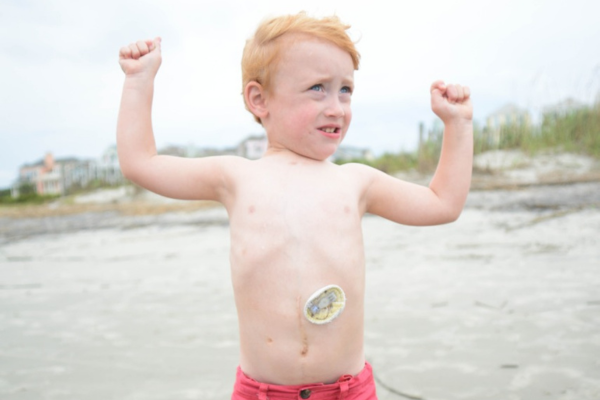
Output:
[119,37,162,79]
[430,80,473,125]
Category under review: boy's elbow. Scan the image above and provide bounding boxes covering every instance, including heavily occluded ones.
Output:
[433,191,467,224]
[120,166,136,183]
[120,164,148,186]
[442,206,463,224]
[118,158,144,184]
[117,156,133,180]
[428,201,463,225]
[446,211,461,224]
[117,151,152,184]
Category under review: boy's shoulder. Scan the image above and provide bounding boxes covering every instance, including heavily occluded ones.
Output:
[338,161,381,180]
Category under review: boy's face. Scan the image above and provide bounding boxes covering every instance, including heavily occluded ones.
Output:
[263,36,354,161]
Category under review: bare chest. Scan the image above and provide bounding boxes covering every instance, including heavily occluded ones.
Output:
[232,168,361,228]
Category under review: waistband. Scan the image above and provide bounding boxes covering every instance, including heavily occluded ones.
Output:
[233,362,376,400]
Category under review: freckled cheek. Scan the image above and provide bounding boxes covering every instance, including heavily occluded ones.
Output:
[294,107,320,131]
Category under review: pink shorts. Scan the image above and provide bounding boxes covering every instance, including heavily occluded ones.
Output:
[231,362,378,400]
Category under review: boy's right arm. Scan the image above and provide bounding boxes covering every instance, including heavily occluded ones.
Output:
[117,38,235,202]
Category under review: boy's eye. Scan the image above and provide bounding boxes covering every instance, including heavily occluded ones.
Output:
[341,86,353,94]
[310,84,324,92]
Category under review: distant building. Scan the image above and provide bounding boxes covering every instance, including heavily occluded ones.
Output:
[158,143,237,158]
[233,134,373,162]
[96,145,124,185]
[58,157,94,192]
[237,135,268,160]
[15,154,50,196]
[11,146,124,198]
[14,153,79,196]
[331,146,374,162]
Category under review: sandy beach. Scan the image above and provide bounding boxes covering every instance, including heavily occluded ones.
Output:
[1,152,599,400]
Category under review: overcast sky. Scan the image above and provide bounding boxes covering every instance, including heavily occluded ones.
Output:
[1,0,599,188]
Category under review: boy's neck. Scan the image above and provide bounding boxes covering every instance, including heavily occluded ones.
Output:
[262,144,331,164]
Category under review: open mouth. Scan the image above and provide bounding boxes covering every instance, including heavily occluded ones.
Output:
[319,126,341,137]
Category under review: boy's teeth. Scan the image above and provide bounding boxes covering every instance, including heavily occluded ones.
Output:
[323,128,336,133]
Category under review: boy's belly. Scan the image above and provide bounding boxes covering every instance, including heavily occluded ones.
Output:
[227,199,367,384]
[230,237,367,385]
[234,285,366,385]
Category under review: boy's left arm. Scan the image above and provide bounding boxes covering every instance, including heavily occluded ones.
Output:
[364,80,473,226]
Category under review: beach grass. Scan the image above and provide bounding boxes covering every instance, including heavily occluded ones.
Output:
[475,103,600,157]
[0,191,60,205]
[340,103,600,174]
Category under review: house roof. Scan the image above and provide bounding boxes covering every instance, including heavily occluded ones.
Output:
[21,156,81,169]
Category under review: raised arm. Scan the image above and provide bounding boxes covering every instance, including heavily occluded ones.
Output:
[364,80,473,226]
[117,38,234,202]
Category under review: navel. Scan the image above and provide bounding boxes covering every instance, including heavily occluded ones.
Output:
[301,339,309,357]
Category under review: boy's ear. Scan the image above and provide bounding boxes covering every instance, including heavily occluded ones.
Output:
[244,81,269,120]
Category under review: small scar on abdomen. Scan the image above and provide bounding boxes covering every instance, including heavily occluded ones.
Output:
[267,337,273,344]
[248,205,255,214]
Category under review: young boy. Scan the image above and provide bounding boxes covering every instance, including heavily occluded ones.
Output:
[117,12,472,400]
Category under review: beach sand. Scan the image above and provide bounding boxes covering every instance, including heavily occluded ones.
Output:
[1,154,599,399]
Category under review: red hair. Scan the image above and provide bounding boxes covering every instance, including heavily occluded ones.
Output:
[242,12,360,124]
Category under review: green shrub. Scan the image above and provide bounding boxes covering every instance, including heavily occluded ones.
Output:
[0,192,60,205]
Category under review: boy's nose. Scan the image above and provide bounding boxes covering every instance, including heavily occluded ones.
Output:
[324,96,345,118]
